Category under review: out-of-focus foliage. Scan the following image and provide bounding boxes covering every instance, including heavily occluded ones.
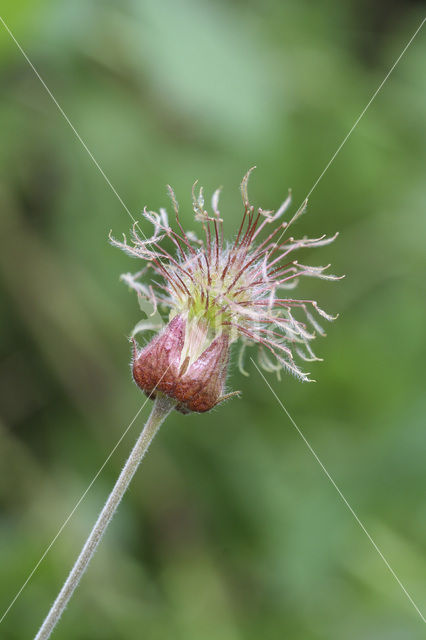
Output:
[0,1,425,638]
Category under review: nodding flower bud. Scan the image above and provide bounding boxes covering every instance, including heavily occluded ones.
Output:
[112,168,341,407]
[132,314,239,413]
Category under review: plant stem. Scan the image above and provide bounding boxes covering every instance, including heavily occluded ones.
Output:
[34,393,176,640]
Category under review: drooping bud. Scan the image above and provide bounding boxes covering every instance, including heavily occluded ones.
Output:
[132,314,238,413]
[112,169,341,391]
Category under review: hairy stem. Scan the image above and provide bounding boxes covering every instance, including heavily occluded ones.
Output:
[34,393,176,640]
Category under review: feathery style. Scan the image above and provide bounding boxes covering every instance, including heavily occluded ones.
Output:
[111,168,341,412]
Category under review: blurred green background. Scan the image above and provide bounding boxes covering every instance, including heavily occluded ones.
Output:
[0,1,425,638]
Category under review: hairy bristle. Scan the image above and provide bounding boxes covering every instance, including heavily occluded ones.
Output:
[111,169,341,382]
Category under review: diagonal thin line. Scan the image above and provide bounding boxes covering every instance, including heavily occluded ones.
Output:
[302,16,425,203]
[253,28,426,620]
[0,379,164,623]
[271,16,425,253]
[0,15,137,225]
[0,351,170,625]
[252,359,426,624]
[0,401,146,625]
[0,13,174,283]
[0,17,175,625]
[1,6,424,629]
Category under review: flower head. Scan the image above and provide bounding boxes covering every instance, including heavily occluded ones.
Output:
[111,168,341,412]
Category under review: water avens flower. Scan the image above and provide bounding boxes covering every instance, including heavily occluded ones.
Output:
[111,167,340,411]
[35,170,340,640]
